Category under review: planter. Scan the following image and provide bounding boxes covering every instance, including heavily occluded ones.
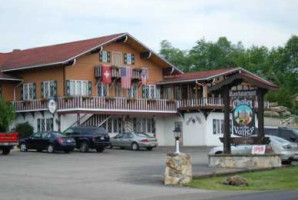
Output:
[127,98,136,103]
[64,96,74,102]
[105,97,115,102]
[82,96,93,101]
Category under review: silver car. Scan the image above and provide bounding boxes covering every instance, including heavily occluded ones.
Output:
[110,132,158,151]
[209,135,298,164]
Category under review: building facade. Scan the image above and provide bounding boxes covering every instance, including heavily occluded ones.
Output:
[0,33,277,146]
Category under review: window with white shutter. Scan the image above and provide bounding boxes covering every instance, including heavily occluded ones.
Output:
[23,83,35,100]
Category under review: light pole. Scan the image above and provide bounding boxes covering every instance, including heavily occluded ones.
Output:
[173,126,181,154]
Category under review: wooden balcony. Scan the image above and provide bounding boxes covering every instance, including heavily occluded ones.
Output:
[12,97,269,114]
[12,96,177,114]
[176,98,269,110]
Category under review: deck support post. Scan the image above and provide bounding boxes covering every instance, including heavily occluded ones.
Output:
[223,85,231,154]
[257,88,267,144]
[77,112,80,126]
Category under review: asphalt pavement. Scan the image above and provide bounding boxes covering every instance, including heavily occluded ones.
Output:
[0,147,297,200]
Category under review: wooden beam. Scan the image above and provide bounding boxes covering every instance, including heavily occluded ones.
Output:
[257,88,268,144]
[223,85,231,154]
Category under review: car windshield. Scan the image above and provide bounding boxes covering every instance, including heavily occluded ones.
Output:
[134,132,151,138]
[270,136,289,144]
[52,132,64,137]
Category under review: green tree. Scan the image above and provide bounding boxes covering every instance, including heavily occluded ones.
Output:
[0,98,16,132]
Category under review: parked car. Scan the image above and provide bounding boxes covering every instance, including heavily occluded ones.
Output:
[64,126,110,153]
[19,131,76,153]
[110,132,158,151]
[209,135,298,164]
[0,132,18,155]
[256,127,298,143]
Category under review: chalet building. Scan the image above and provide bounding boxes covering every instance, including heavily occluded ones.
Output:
[0,33,277,146]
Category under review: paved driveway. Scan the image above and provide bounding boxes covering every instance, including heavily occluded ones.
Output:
[0,147,297,200]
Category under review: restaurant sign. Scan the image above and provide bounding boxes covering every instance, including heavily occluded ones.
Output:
[231,90,256,137]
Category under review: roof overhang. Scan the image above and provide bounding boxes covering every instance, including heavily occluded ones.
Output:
[1,33,183,74]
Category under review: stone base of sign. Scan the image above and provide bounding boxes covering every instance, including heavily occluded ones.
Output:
[209,154,281,169]
[164,153,192,185]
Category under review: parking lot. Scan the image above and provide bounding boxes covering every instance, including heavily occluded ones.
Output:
[0,147,286,200]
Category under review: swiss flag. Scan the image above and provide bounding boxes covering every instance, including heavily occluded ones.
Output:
[102,65,112,84]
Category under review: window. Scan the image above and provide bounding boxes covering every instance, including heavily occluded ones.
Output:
[127,83,138,98]
[99,51,110,63]
[163,86,173,99]
[132,118,155,133]
[23,83,35,100]
[37,118,53,132]
[112,52,122,66]
[124,53,135,65]
[142,85,160,99]
[174,86,182,100]
[69,80,89,96]
[42,80,56,98]
[213,119,232,134]
[115,83,122,97]
[97,82,109,97]
[32,132,42,138]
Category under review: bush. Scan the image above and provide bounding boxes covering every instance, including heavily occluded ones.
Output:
[15,122,34,139]
[0,98,15,132]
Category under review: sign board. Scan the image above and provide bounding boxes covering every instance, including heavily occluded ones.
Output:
[231,90,256,137]
[252,145,266,155]
[47,98,57,114]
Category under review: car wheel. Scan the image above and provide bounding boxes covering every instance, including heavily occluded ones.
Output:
[131,142,139,151]
[108,145,113,149]
[80,142,89,153]
[146,147,153,151]
[282,160,292,165]
[37,149,43,152]
[2,147,10,155]
[47,145,55,153]
[20,143,28,152]
[96,147,105,153]
[64,150,70,153]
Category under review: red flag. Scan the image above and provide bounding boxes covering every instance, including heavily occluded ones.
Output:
[120,67,132,88]
[102,65,112,84]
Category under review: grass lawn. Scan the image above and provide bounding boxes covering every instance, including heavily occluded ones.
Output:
[185,167,298,190]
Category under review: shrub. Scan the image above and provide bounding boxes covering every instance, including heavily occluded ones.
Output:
[0,98,15,132]
[15,122,34,139]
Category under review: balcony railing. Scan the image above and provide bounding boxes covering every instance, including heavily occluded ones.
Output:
[12,97,269,113]
[12,96,177,113]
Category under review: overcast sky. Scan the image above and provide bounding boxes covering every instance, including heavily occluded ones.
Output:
[0,0,297,53]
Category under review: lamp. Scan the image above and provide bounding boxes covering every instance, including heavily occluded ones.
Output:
[173,126,181,154]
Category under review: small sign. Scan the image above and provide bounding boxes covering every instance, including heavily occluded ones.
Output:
[47,98,57,114]
[252,145,266,155]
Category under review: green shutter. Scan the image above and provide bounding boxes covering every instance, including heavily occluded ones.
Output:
[33,83,36,99]
[41,82,44,98]
[88,81,92,96]
[53,81,57,97]
[123,53,127,64]
[142,85,146,98]
[0,84,2,98]
[131,54,135,65]
[66,80,70,96]
[107,51,111,63]
[20,84,23,100]
[99,51,103,61]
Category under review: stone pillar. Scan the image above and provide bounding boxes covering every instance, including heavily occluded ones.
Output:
[164,153,192,185]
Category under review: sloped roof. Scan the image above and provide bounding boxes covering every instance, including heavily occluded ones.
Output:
[0,53,22,81]
[0,33,183,74]
[158,67,278,89]
[1,33,125,71]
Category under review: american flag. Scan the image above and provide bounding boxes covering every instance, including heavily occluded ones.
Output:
[120,67,132,89]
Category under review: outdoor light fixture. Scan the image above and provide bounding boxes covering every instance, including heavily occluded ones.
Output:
[173,126,181,154]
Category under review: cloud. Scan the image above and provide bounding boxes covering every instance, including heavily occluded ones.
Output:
[0,0,297,52]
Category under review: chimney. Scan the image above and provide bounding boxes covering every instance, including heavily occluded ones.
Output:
[12,49,21,52]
